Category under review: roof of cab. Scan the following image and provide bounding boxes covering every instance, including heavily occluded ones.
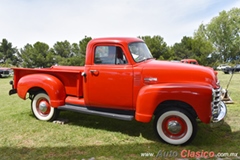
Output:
[89,37,144,44]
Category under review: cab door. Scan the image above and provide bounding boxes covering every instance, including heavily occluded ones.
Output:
[86,45,133,110]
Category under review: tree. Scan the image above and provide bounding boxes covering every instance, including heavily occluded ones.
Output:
[191,36,214,66]
[79,36,92,57]
[139,35,171,60]
[195,8,240,63]
[19,42,55,68]
[67,36,92,66]
[53,40,72,58]
[52,36,92,66]
[77,36,92,66]
[0,39,19,66]
[53,40,73,66]
[171,36,214,65]
[172,36,193,60]
[70,42,84,66]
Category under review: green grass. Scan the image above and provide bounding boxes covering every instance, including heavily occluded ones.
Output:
[0,72,240,160]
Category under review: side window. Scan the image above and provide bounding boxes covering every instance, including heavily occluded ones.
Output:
[94,46,128,65]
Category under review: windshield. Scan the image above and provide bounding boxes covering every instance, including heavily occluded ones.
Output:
[128,42,153,62]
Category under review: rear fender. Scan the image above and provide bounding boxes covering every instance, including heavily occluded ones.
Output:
[17,74,66,107]
[135,83,212,123]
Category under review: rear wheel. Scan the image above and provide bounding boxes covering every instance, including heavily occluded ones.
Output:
[154,107,197,145]
[31,92,59,121]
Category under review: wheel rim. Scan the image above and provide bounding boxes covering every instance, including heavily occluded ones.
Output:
[36,98,51,116]
[162,115,187,140]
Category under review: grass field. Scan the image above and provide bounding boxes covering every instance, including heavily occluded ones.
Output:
[0,71,240,160]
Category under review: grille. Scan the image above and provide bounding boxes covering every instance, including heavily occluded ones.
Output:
[212,88,222,119]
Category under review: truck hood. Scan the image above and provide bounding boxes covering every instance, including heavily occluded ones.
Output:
[140,60,218,88]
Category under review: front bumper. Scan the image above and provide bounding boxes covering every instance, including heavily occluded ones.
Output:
[210,101,227,127]
[210,88,227,127]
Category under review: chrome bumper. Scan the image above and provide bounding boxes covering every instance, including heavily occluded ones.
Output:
[210,88,227,127]
[211,101,227,123]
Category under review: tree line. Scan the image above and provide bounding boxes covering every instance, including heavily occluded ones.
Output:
[0,8,239,68]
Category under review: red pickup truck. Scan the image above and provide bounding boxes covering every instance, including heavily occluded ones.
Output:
[9,37,227,145]
[181,59,199,65]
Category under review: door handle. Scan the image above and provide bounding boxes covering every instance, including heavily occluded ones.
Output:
[90,70,98,73]
[90,70,99,75]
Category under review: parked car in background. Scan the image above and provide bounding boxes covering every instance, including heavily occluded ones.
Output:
[222,64,240,74]
[0,67,12,78]
[181,59,199,65]
[216,64,231,70]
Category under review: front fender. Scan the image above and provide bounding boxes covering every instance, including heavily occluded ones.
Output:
[135,83,212,123]
[17,74,66,107]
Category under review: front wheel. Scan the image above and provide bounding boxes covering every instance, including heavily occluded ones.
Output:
[31,92,59,121]
[154,108,197,145]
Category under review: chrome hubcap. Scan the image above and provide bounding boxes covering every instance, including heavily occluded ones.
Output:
[167,120,182,134]
[39,101,48,113]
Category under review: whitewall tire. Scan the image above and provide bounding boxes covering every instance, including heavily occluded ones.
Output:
[31,92,59,121]
[154,108,197,145]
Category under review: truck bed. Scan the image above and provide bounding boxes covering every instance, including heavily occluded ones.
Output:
[13,66,85,97]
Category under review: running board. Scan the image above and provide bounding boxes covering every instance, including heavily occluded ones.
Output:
[58,104,134,121]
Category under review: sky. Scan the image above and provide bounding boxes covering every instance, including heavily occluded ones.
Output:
[0,0,240,49]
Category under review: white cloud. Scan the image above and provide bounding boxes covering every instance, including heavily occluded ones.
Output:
[0,0,239,48]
